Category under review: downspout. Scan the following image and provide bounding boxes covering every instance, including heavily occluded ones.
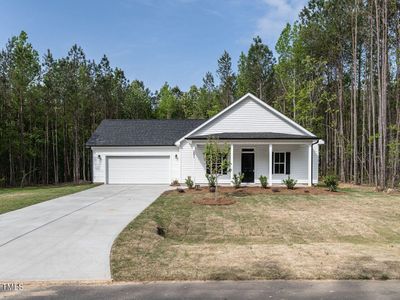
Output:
[91,148,93,183]
[310,139,319,186]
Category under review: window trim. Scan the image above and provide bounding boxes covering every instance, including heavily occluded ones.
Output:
[273,152,286,174]
[206,153,229,175]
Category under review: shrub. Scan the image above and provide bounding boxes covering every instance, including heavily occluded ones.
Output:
[170,179,180,186]
[206,174,216,188]
[232,173,244,188]
[259,175,268,188]
[185,176,194,189]
[282,177,297,189]
[324,175,339,192]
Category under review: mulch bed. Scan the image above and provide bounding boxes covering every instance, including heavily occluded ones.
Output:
[163,186,342,198]
[193,197,236,206]
[180,186,341,195]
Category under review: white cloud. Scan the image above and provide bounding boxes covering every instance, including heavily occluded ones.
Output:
[255,0,307,46]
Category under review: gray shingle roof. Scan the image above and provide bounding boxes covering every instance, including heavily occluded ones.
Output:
[86,119,205,147]
[188,132,317,140]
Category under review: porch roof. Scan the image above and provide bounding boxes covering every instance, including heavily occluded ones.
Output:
[187,132,317,141]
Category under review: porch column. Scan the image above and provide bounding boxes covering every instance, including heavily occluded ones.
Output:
[269,144,273,187]
[308,143,312,186]
[192,144,196,184]
[230,144,234,185]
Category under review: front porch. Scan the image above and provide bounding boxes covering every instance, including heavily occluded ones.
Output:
[183,140,319,187]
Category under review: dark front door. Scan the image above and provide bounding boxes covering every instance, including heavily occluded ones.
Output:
[241,152,255,183]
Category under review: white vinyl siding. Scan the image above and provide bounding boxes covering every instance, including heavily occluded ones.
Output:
[180,141,230,184]
[181,142,319,185]
[270,144,318,184]
[92,146,179,184]
[91,143,318,185]
[194,97,305,136]
[107,156,170,184]
[91,95,320,185]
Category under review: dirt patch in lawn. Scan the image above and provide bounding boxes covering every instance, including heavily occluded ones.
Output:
[111,186,400,281]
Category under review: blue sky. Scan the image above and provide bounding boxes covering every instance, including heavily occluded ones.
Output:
[0,0,307,91]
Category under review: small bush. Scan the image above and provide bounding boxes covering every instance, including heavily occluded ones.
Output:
[324,175,339,192]
[185,176,194,189]
[206,174,216,188]
[282,177,297,189]
[259,175,268,188]
[170,179,180,186]
[232,173,244,188]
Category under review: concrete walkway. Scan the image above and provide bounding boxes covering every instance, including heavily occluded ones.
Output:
[2,280,400,300]
[0,185,168,281]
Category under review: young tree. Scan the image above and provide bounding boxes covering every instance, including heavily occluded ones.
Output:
[203,139,231,202]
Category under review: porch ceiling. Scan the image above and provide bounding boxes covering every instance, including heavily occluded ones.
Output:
[187,132,317,140]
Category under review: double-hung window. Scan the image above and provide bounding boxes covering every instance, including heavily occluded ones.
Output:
[273,152,291,175]
[206,153,228,175]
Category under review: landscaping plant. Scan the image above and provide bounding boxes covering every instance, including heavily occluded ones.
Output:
[170,179,180,186]
[323,175,339,192]
[282,177,297,189]
[185,176,194,189]
[203,138,231,200]
[232,173,244,189]
[259,175,268,188]
[206,174,216,192]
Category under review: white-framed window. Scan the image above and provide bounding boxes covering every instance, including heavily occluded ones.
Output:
[206,153,229,175]
[273,152,286,174]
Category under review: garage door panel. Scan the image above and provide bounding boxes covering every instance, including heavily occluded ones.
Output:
[107,156,170,184]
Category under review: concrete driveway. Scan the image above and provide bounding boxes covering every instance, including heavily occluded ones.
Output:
[0,185,168,281]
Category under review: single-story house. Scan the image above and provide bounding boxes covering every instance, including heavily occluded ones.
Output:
[86,93,323,186]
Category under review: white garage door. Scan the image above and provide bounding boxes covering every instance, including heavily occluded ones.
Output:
[107,156,170,184]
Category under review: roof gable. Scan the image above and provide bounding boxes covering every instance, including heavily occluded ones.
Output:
[176,93,315,144]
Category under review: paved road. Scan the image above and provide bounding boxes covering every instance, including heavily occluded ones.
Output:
[0,185,168,281]
[1,280,400,299]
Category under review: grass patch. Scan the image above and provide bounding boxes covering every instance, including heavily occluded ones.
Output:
[111,186,400,281]
[0,183,99,214]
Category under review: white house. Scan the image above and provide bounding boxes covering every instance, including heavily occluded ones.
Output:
[86,93,322,186]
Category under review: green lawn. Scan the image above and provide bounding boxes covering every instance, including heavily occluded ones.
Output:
[0,183,99,214]
[111,186,400,281]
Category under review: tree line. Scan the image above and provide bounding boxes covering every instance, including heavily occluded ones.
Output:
[0,0,398,188]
